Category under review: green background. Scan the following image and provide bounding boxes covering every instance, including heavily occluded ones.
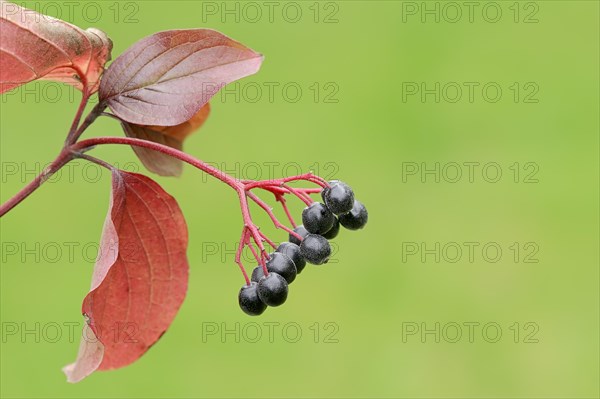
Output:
[1,1,598,397]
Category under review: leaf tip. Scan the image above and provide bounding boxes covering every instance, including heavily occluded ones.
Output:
[62,324,104,383]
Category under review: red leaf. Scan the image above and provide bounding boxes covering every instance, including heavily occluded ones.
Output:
[63,170,189,383]
[121,103,211,176]
[0,1,112,94]
[99,29,262,126]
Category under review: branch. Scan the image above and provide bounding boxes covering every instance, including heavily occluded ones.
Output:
[246,191,302,241]
[73,136,242,190]
[0,150,73,217]
[235,228,251,285]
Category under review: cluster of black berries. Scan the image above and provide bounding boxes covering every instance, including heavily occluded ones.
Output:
[238,181,368,315]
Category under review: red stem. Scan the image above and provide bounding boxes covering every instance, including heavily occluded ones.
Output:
[244,173,324,190]
[65,99,106,145]
[281,183,313,206]
[242,183,322,197]
[65,93,90,145]
[235,228,251,285]
[246,191,301,240]
[73,137,242,190]
[246,238,268,276]
[0,150,73,217]
[277,195,297,228]
[75,153,114,170]
[259,231,277,249]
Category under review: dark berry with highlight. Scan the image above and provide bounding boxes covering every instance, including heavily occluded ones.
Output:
[322,216,340,239]
[302,202,335,234]
[265,252,297,283]
[251,265,265,282]
[276,242,306,273]
[257,273,289,306]
[300,234,331,265]
[238,282,267,316]
[339,199,368,230]
[323,181,354,215]
[289,225,309,245]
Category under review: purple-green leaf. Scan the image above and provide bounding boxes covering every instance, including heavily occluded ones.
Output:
[99,29,263,126]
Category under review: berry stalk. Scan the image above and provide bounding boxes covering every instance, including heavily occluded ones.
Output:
[235,228,252,285]
[277,195,297,228]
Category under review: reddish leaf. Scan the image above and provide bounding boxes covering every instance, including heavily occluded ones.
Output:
[121,103,211,176]
[0,1,112,94]
[62,324,104,383]
[63,170,189,383]
[99,29,262,126]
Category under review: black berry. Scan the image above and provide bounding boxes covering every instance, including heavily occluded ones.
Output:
[320,179,338,203]
[238,282,267,316]
[300,234,331,265]
[266,252,297,283]
[251,265,265,282]
[322,216,340,239]
[289,225,309,245]
[322,181,354,215]
[302,202,335,234]
[276,242,306,273]
[339,199,368,230]
[257,273,288,306]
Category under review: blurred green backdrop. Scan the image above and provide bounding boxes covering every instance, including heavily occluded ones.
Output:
[1,1,598,398]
